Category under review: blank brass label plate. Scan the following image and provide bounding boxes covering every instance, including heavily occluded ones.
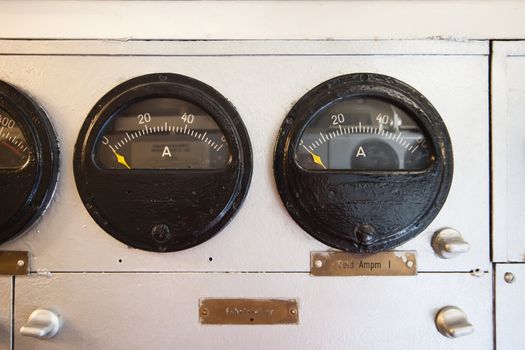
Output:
[310,251,417,276]
[199,298,299,325]
[0,251,29,275]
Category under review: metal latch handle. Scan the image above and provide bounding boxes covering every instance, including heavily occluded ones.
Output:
[20,308,62,339]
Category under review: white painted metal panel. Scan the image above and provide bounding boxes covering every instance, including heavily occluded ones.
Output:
[0,277,12,350]
[14,272,492,350]
[0,1,524,40]
[492,41,525,262]
[495,264,525,349]
[0,40,489,272]
[0,39,489,56]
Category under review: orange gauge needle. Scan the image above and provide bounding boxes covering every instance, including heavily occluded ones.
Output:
[112,149,131,169]
[308,150,327,169]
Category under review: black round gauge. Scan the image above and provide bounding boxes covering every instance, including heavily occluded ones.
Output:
[274,73,453,253]
[74,73,252,252]
[0,81,59,244]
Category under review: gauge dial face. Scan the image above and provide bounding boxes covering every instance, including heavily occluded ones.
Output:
[96,98,230,170]
[274,73,453,253]
[296,98,433,171]
[0,81,59,244]
[74,73,252,252]
[0,108,30,169]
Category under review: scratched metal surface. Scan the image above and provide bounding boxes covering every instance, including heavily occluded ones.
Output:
[0,277,12,350]
[14,272,492,350]
[0,40,489,273]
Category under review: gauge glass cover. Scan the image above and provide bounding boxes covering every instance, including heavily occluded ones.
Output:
[0,107,30,170]
[296,98,433,171]
[96,98,230,170]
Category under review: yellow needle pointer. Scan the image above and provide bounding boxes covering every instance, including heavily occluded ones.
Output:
[112,149,131,169]
[308,150,327,169]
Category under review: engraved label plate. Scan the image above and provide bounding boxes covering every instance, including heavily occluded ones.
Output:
[310,251,417,276]
[199,298,299,325]
[0,251,29,275]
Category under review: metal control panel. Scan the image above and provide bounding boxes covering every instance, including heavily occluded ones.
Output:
[14,273,491,349]
[3,2,525,348]
[0,39,493,350]
[2,0,525,344]
[493,41,525,263]
[0,40,489,273]
[492,41,525,349]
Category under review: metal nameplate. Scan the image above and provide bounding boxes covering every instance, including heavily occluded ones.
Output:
[0,251,29,275]
[310,250,417,276]
[199,298,299,325]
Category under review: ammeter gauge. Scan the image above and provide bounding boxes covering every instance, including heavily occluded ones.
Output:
[0,80,59,244]
[274,73,453,253]
[74,73,252,252]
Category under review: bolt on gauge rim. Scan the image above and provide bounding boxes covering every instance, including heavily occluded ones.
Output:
[0,80,59,244]
[74,73,252,252]
[274,73,453,253]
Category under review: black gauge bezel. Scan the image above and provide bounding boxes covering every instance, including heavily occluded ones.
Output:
[0,80,59,244]
[74,73,252,252]
[274,73,453,253]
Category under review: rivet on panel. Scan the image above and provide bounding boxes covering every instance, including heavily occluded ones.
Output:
[504,272,515,284]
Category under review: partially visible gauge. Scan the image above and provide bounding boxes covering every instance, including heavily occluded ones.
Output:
[0,80,59,244]
[274,73,453,253]
[74,73,252,252]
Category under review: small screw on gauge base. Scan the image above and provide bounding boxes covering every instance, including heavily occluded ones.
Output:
[355,224,376,245]
[151,224,172,243]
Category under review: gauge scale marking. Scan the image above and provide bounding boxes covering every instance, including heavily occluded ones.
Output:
[97,98,230,170]
[74,74,252,252]
[274,73,453,253]
[0,110,30,169]
[300,118,425,169]
[297,97,433,172]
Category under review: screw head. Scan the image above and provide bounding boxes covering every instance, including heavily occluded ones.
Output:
[355,224,376,245]
[406,260,414,268]
[314,259,323,268]
[17,260,25,267]
[151,224,172,243]
[504,272,516,284]
[290,308,297,316]
[201,308,209,316]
